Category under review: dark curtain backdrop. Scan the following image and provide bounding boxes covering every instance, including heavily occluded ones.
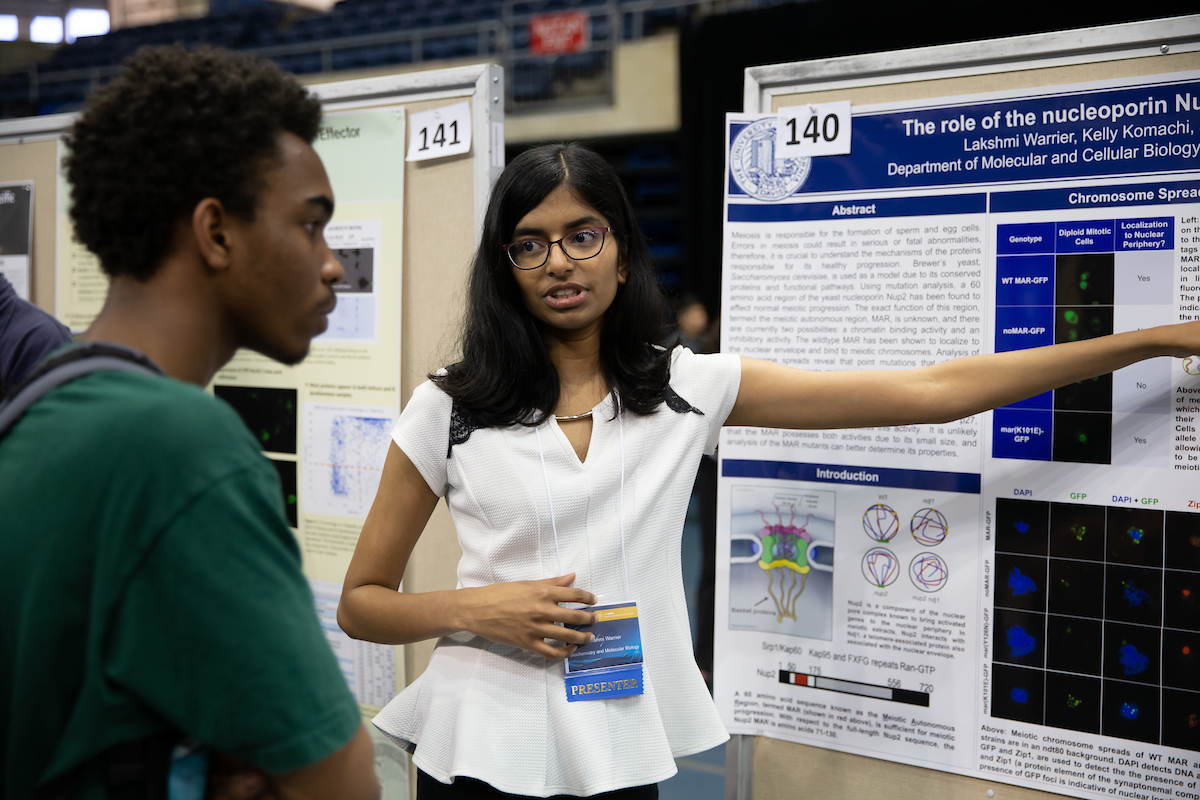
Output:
[678,0,1195,317]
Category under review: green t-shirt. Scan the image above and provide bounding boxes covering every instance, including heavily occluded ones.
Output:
[0,370,362,799]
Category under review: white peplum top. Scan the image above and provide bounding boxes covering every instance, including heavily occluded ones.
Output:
[373,347,741,796]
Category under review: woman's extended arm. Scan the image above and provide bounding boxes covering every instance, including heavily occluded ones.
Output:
[337,442,597,658]
[727,321,1200,430]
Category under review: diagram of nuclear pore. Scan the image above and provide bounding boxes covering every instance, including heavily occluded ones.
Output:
[728,486,835,639]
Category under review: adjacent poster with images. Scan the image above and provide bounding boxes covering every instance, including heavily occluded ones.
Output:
[715,70,1200,799]
[211,106,406,715]
[0,181,33,299]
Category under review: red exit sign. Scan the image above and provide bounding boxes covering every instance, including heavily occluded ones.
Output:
[528,10,590,56]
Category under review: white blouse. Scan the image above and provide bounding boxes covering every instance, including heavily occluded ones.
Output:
[374,347,742,796]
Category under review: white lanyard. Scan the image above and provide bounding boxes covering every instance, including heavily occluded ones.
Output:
[533,396,632,599]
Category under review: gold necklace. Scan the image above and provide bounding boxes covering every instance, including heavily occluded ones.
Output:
[553,410,593,422]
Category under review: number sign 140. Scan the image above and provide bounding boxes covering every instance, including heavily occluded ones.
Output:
[775,100,852,158]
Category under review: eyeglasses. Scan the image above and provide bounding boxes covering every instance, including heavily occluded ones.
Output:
[503,227,614,270]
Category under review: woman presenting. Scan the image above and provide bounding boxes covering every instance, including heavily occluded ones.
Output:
[338,144,1198,799]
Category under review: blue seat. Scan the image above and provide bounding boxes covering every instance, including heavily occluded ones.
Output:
[511,59,552,101]
[632,179,679,206]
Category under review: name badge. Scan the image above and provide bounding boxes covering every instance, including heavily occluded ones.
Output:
[563,602,644,702]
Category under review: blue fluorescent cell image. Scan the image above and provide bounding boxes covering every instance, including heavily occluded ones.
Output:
[1011,687,1029,704]
[1120,703,1139,721]
[1009,568,1038,597]
[1123,580,1151,609]
[1015,521,1031,533]
[1008,626,1036,658]
[1127,526,1145,544]
[1119,643,1150,676]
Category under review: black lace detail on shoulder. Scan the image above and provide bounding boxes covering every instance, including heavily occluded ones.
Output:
[448,403,485,457]
[662,385,704,416]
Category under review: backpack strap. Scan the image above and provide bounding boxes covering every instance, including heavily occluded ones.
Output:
[0,342,163,440]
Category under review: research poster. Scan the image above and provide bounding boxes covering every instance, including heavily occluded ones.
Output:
[715,72,1200,800]
[0,181,33,299]
[211,107,406,715]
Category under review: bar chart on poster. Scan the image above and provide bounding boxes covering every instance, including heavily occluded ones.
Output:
[715,36,1200,800]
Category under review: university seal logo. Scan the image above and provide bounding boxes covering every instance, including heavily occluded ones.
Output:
[730,118,810,201]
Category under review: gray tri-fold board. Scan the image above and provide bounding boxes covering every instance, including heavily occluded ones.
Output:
[719,16,1200,800]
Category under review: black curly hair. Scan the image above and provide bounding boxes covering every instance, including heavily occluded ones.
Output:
[65,45,323,281]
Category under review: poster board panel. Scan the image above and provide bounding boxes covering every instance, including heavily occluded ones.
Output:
[0,138,58,312]
[721,18,1200,800]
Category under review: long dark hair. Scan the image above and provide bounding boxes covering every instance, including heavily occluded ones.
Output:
[434,143,675,426]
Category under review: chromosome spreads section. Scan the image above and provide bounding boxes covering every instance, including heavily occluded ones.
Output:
[991,497,1200,750]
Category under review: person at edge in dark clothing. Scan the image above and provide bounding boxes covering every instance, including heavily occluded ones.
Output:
[0,46,379,800]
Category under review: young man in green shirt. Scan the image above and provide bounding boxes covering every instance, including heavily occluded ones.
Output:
[0,46,379,800]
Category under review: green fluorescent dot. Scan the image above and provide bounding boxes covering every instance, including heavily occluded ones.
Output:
[261,431,270,442]
[1069,331,1080,341]
[1064,310,1079,324]
[1066,694,1082,708]
[1078,433,1087,444]
[288,494,297,504]
[1079,281,1089,290]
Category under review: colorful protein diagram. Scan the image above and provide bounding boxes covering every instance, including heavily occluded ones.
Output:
[756,504,812,623]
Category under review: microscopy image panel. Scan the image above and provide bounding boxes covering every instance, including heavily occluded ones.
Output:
[1054,373,1112,413]
[996,499,1050,556]
[1101,680,1160,744]
[994,609,1045,668]
[1054,306,1113,345]
[1165,510,1200,572]
[1046,615,1102,676]
[995,554,1047,612]
[1051,411,1112,465]
[1164,570,1200,632]
[213,386,298,454]
[1048,559,1104,619]
[991,663,1045,726]
[1044,673,1101,735]
[1055,253,1115,307]
[331,247,375,293]
[1105,565,1163,627]
[1050,502,1106,561]
[1162,629,1200,692]
[1161,688,1200,752]
[270,459,298,529]
[1103,622,1160,686]
[1108,507,1164,568]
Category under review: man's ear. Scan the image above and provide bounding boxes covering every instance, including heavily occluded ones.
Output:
[193,197,232,271]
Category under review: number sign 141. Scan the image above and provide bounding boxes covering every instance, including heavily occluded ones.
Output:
[406,101,472,162]
[775,101,852,158]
